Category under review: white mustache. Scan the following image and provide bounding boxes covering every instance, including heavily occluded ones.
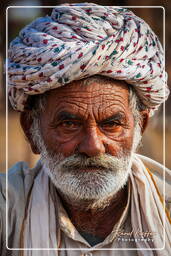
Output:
[44,152,131,173]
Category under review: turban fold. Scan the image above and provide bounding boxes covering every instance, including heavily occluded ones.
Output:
[8,3,170,114]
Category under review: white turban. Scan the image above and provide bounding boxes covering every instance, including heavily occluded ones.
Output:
[8,3,170,114]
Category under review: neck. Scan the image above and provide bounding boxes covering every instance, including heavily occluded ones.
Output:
[58,185,128,239]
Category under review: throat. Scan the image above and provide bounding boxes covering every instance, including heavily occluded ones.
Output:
[59,185,128,239]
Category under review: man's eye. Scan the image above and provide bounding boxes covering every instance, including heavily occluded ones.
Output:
[60,120,81,129]
[100,120,123,133]
[101,121,121,128]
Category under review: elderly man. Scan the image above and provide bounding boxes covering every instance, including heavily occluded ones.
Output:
[0,3,171,256]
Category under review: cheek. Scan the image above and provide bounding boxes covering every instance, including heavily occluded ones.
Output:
[105,138,133,156]
[57,141,79,157]
[104,128,134,156]
[42,128,80,157]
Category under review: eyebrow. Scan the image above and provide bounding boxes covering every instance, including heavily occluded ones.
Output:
[55,111,82,121]
[98,112,126,124]
[51,111,126,126]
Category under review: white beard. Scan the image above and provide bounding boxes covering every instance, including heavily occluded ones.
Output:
[41,152,133,203]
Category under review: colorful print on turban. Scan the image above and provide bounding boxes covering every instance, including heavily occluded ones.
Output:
[8,3,170,114]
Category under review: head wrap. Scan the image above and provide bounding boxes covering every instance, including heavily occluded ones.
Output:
[8,3,170,114]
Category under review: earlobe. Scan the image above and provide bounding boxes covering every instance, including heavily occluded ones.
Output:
[140,109,150,134]
[20,112,40,154]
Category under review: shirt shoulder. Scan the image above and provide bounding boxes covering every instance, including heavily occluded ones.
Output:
[136,154,171,211]
[0,161,42,196]
[0,161,42,251]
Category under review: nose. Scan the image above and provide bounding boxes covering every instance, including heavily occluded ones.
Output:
[78,127,106,157]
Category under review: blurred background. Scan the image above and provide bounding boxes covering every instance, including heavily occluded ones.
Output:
[0,0,171,172]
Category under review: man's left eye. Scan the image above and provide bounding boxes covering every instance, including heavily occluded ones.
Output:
[100,120,123,133]
[101,121,121,128]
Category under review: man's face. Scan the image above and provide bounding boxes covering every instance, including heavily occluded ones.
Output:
[36,79,139,205]
[40,79,134,158]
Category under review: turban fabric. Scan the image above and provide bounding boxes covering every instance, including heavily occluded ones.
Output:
[8,3,170,114]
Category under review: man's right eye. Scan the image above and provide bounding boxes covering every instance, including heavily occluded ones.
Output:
[59,120,81,130]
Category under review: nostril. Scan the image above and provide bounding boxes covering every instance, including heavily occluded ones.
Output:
[74,150,90,159]
[104,142,110,154]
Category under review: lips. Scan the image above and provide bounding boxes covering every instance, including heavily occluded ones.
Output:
[76,166,105,172]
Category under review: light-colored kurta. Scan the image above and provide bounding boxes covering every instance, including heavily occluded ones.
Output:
[0,154,171,256]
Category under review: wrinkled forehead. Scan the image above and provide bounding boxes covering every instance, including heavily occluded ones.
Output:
[46,78,129,102]
[41,78,131,119]
[25,77,131,115]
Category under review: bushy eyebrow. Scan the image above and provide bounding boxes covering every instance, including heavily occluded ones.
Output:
[98,112,126,124]
[55,111,82,121]
[50,111,126,127]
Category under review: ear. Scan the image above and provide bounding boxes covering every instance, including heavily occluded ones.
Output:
[20,112,40,154]
[139,109,150,134]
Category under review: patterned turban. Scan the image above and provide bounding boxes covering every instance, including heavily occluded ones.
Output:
[8,3,170,114]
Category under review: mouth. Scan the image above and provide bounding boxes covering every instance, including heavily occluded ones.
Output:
[75,165,105,172]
